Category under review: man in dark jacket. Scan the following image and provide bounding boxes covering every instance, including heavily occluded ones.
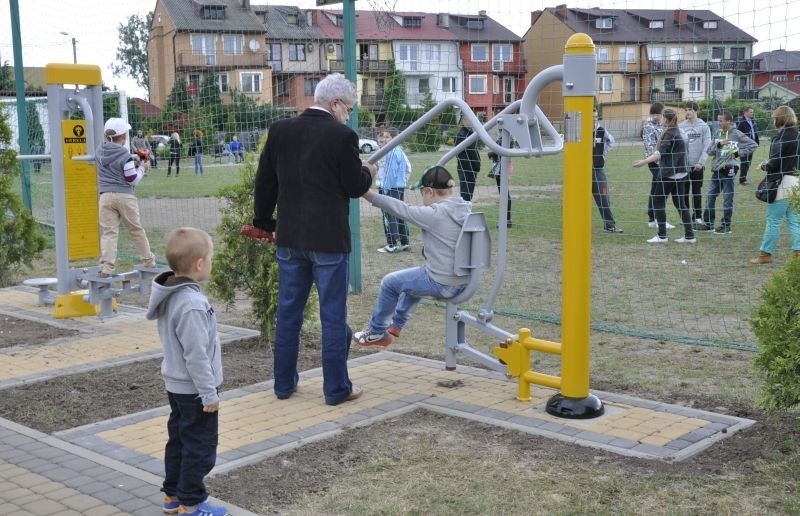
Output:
[455,116,481,201]
[736,106,760,185]
[253,73,376,406]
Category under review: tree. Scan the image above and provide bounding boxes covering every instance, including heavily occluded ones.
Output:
[0,106,47,286]
[110,12,153,95]
[0,60,12,91]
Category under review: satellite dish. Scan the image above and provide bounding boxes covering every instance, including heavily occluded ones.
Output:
[327,43,335,53]
[249,39,261,52]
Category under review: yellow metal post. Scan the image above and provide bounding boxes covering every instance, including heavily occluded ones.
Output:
[546,34,604,419]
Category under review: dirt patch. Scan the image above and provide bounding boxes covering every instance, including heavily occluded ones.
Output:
[0,315,78,349]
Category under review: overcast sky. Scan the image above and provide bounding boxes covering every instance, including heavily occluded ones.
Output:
[1,0,798,99]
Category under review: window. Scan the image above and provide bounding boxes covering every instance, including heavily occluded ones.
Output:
[471,44,488,62]
[619,47,636,64]
[773,74,787,82]
[266,43,282,71]
[376,79,385,94]
[286,13,299,25]
[703,20,718,29]
[670,47,683,60]
[466,19,484,30]
[202,6,224,20]
[493,44,512,62]
[596,47,609,63]
[304,78,320,96]
[712,76,725,91]
[689,76,702,92]
[442,77,456,93]
[493,75,500,94]
[398,44,418,71]
[223,35,243,55]
[469,75,487,94]
[241,72,262,93]
[595,17,613,29]
[276,77,289,96]
[403,16,422,28]
[794,75,800,81]
[730,47,745,60]
[598,75,612,92]
[190,34,216,65]
[215,73,229,93]
[424,44,440,61]
[288,44,306,61]
[334,14,343,26]
[649,20,664,29]
[664,77,676,91]
[711,47,724,60]
[649,47,665,60]
[418,77,429,94]
[187,74,200,98]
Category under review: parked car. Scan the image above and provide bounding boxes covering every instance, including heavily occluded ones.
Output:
[151,134,170,149]
[359,137,379,153]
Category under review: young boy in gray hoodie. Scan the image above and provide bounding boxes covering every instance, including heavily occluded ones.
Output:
[354,166,472,346]
[678,101,711,225]
[699,109,758,234]
[145,227,228,516]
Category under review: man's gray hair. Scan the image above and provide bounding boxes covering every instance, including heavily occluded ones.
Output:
[314,73,357,105]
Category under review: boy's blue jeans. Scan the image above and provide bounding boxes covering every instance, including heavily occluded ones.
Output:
[368,266,464,333]
[274,247,353,405]
[162,392,218,507]
[704,171,735,226]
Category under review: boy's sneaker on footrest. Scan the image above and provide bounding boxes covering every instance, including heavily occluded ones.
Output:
[387,326,401,338]
[353,329,393,347]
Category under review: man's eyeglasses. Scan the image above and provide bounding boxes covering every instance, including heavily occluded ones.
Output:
[337,99,354,115]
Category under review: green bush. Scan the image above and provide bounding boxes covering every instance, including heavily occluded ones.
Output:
[751,257,800,411]
[0,106,46,286]
[209,137,279,340]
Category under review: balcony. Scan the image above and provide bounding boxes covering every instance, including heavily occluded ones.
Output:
[647,58,761,73]
[732,89,760,100]
[177,52,265,71]
[597,60,643,73]
[329,59,393,74]
[648,59,707,73]
[708,59,760,71]
[650,89,683,102]
[360,94,386,110]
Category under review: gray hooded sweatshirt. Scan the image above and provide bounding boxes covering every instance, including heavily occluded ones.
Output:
[679,118,711,168]
[96,141,136,194]
[369,194,472,287]
[707,127,757,172]
[145,272,222,406]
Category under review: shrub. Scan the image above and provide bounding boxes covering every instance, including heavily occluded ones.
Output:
[751,257,800,411]
[209,136,279,340]
[0,106,46,286]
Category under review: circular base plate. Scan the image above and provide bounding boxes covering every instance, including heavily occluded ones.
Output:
[545,393,604,419]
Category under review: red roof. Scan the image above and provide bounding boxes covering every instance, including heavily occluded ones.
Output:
[133,97,163,119]
[314,10,455,41]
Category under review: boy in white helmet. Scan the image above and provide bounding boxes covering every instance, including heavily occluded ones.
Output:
[96,117,156,277]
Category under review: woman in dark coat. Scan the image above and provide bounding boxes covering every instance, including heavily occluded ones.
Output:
[455,116,481,201]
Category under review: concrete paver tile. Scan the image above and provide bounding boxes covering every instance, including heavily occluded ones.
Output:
[20,499,68,515]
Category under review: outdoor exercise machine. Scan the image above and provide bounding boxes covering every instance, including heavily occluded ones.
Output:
[18,63,165,319]
[368,34,603,419]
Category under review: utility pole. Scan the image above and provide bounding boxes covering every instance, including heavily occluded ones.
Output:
[60,32,77,63]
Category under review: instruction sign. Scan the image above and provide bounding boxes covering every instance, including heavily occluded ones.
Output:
[62,120,99,260]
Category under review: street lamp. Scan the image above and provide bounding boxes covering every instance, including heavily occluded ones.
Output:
[60,31,77,64]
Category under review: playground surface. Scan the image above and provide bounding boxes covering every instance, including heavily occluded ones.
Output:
[0,284,756,515]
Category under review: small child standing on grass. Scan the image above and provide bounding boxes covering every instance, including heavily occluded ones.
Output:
[354,166,471,346]
[145,227,228,516]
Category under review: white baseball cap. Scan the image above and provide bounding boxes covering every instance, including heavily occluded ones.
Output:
[104,118,131,138]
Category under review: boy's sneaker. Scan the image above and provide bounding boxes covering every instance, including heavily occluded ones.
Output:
[646,235,668,243]
[178,500,229,516]
[353,329,393,347]
[163,496,180,514]
[387,326,401,338]
[675,236,697,244]
[694,218,704,225]
[713,225,732,235]
[377,245,397,253]
[647,221,675,229]
[694,222,713,231]
[397,244,411,252]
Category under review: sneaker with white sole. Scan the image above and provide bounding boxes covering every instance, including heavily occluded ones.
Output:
[647,235,669,243]
[397,244,410,252]
[647,221,675,229]
[353,329,393,347]
[675,237,697,244]
[377,245,397,253]
[178,500,229,516]
[163,496,180,514]
[713,225,732,235]
[694,218,704,225]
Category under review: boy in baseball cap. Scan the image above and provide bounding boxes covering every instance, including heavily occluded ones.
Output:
[96,117,155,277]
[354,165,471,346]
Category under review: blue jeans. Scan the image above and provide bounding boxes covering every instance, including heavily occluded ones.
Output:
[703,171,735,227]
[379,187,409,246]
[368,266,464,333]
[760,198,800,254]
[162,392,218,507]
[275,247,353,405]
[194,153,204,175]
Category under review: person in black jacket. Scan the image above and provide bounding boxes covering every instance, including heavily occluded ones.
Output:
[750,105,800,264]
[167,132,182,177]
[634,109,695,243]
[455,116,481,201]
[253,73,376,406]
[736,106,760,185]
